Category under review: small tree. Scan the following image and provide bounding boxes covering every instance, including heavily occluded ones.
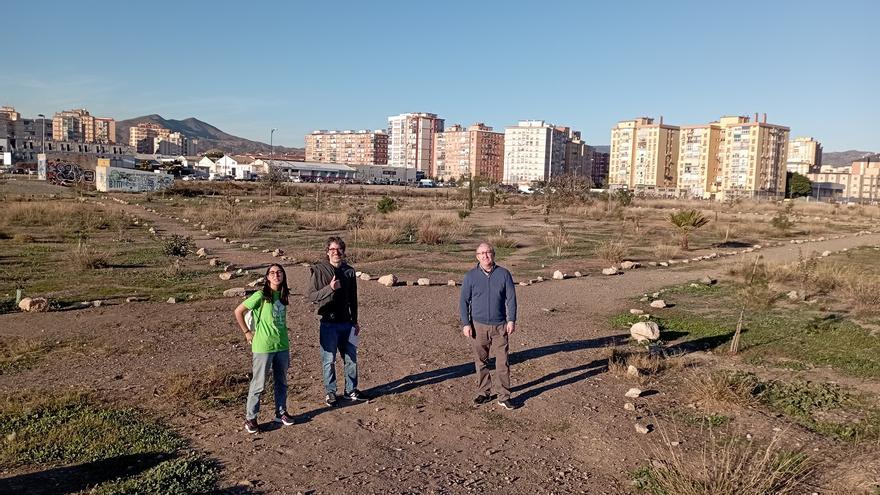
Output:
[669,209,710,250]
[376,196,398,214]
[261,167,285,201]
[771,202,796,234]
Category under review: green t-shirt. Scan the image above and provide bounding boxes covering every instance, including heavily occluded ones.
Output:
[243,290,289,353]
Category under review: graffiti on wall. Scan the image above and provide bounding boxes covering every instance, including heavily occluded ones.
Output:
[46,162,95,187]
[106,168,173,192]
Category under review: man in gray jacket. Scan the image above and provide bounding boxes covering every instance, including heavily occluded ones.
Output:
[308,236,363,406]
[459,242,518,410]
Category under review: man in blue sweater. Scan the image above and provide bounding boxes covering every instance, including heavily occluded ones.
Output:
[459,242,518,410]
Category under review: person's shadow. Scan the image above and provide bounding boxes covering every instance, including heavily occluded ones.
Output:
[293,333,626,421]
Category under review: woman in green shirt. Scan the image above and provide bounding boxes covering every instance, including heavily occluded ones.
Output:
[233,263,293,434]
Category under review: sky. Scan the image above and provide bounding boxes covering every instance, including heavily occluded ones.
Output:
[3,0,878,151]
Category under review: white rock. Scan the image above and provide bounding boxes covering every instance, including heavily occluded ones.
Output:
[552,270,564,280]
[166,297,176,304]
[623,402,636,411]
[630,321,660,342]
[18,297,49,312]
[629,308,644,315]
[219,272,235,281]
[272,249,284,257]
[626,365,640,377]
[248,277,265,287]
[620,261,639,270]
[417,278,430,286]
[602,267,619,276]
[574,271,583,277]
[359,273,371,281]
[635,423,650,434]
[448,280,457,286]
[223,287,247,297]
[196,247,208,257]
[821,250,831,257]
[378,274,397,287]
[786,290,799,301]
[650,300,667,309]
[625,388,643,398]
[208,258,219,266]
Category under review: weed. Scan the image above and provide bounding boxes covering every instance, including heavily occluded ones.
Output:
[458,209,471,219]
[72,240,110,270]
[164,367,250,408]
[0,338,56,375]
[377,195,398,214]
[544,222,570,256]
[161,235,194,258]
[653,244,680,261]
[487,233,519,249]
[90,454,218,495]
[594,239,629,264]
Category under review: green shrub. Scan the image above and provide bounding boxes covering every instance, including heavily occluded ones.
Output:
[376,196,398,214]
[457,209,471,219]
[161,235,194,258]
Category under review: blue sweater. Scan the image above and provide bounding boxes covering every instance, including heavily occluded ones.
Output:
[459,264,517,326]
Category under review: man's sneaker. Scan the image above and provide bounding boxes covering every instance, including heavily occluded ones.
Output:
[244,418,259,434]
[497,399,516,410]
[473,394,492,406]
[325,393,337,407]
[275,411,295,426]
[344,389,367,401]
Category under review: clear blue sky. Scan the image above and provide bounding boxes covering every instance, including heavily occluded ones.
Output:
[3,0,877,151]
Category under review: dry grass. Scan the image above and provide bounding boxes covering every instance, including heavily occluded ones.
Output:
[164,366,250,407]
[487,233,520,249]
[653,244,681,261]
[294,211,348,231]
[606,347,688,383]
[358,225,401,245]
[685,370,760,407]
[12,233,35,243]
[636,431,813,495]
[836,275,880,316]
[544,224,571,256]
[594,239,628,264]
[72,240,110,270]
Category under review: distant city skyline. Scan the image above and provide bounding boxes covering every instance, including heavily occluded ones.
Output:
[3,0,877,151]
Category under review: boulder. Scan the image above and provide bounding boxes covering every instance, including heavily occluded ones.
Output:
[625,387,643,398]
[620,261,640,270]
[219,272,235,281]
[629,309,644,315]
[634,423,650,434]
[272,249,284,257]
[417,278,430,286]
[552,270,565,280]
[378,274,397,287]
[359,273,371,281]
[626,365,640,377]
[602,267,619,276]
[208,258,219,266]
[574,271,583,278]
[166,297,176,304]
[196,247,208,257]
[18,297,49,312]
[650,300,667,309]
[700,276,716,286]
[223,287,247,297]
[447,280,457,286]
[630,321,660,342]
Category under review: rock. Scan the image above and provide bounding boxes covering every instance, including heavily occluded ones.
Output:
[219,272,235,281]
[625,388,643,398]
[223,287,247,297]
[699,276,716,285]
[602,267,619,276]
[272,249,284,257]
[623,402,636,411]
[360,273,371,281]
[786,290,799,301]
[196,247,208,257]
[18,297,49,312]
[821,250,831,257]
[629,309,644,315]
[148,227,156,234]
[447,280,457,286]
[650,300,667,309]
[92,300,102,307]
[536,276,544,282]
[630,321,660,342]
[552,270,564,280]
[248,277,265,287]
[639,296,649,302]
[223,264,237,272]
[659,262,669,267]
[378,274,397,287]
[574,271,583,277]
[125,296,147,303]
[242,243,251,249]
[626,365,640,377]
[166,297,176,304]
[417,278,430,286]
[620,261,639,270]
[635,423,650,434]
[208,258,219,266]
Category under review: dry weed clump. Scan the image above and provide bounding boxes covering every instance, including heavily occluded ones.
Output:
[544,223,571,256]
[606,347,688,383]
[72,240,110,270]
[358,225,401,245]
[12,233,36,243]
[345,248,400,264]
[636,431,813,495]
[836,275,880,317]
[652,244,680,261]
[685,370,760,407]
[594,239,629,264]
[164,367,250,407]
[487,233,519,249]
[294,211,348,232]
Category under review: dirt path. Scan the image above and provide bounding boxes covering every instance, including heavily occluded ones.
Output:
[3,199,879,493]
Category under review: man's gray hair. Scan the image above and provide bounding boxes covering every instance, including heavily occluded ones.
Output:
[476,242,495,253]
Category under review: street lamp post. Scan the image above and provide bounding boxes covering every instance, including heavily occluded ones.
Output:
[270,128,277,162]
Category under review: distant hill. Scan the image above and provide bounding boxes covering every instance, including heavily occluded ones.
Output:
[822,150,877,166]
[116,114,302,155]
[593,145,610,154]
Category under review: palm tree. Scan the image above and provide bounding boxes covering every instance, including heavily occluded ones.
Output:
[669,209,710,251]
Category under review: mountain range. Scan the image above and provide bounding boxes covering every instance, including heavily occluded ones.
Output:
[115,115,302,156]
[821,150,878,166]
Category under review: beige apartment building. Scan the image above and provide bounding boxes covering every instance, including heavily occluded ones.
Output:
[52,109,115,144]
[786,136,822,175]
[715,114,789,200]
[808,158,880,203]
[129,122,171,153]
[388,112,444,173]
[677,123,722,198]
[305,130,388,165]
[609,117,680,193]
[432,123,504,182]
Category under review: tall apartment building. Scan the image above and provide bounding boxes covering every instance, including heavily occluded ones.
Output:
[305,130,388,165]
[715,114,789,200]
[609,117,680,192]
[586,146,610,188]
[156,131,196,156]
[388,112,444,173]
[786,136,822,175]
[129,122,171,153]
[51,109,115,144]
[502,120,568,186]
[432,123,504,182]
[677,123,722,198]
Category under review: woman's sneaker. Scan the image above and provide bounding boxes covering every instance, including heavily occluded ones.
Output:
[244,418,259,434]
[275,411,295,426]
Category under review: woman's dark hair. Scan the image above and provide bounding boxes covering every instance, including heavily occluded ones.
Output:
[261,264,289,305]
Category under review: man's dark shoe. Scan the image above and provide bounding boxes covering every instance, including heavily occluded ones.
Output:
[244,418,259,434]
[275,411,295,426]
[325,393,337,407]
[497,399,516,410]
[345,389,367,401]
[473,394,492,406]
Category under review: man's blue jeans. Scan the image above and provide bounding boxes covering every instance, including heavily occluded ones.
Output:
[319,321,357,395]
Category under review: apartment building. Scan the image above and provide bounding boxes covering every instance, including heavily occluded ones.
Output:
[587,146,610,188]
[155,132,196,156]
[807,157,880,203]
[677,123,722,198]
[715,114,789,200]
[786,136,822,175]
[388,112,444,173]
[305,130,388,165]
[609,117,680,193]
[432,123,504,182]
[502,120,568,186]
[129,122,171,153]
[51,109,115,144]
